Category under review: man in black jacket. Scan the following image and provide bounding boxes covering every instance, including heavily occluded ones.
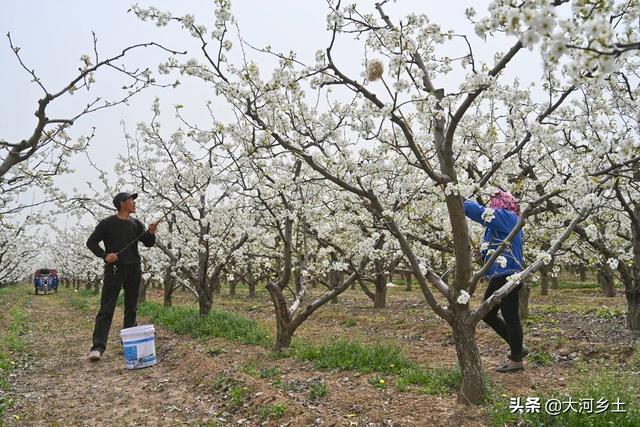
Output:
[86,192,157,361]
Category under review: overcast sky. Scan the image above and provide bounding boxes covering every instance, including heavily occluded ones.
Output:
[1,0,544,227]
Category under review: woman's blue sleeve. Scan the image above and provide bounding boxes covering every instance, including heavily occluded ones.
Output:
[464,200,485,224]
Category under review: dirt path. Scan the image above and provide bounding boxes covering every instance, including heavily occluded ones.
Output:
[2,288,226,426]
[1,287,492,426]
[9,284,626,426]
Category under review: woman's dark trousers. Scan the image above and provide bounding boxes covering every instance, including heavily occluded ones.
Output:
[482,275,525,362]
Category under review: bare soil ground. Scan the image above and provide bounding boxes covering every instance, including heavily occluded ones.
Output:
[1,281,638,426]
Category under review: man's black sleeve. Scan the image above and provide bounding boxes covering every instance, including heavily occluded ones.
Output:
[137,219,156,247]
[87,220,107,259]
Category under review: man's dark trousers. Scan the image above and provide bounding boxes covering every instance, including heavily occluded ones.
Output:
[91,263,141,353]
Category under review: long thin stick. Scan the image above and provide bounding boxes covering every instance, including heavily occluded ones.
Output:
[114,191,198,256]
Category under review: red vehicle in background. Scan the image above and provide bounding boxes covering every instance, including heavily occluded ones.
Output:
[33,269,59,295]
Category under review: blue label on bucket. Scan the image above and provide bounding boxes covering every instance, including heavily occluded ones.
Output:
[124,345,137,361]
[122,336,154,345]
[140,355,156,364]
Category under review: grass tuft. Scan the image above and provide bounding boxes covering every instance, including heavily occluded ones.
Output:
[309,382,328,399]
[529,350,555,366]
[138,302,272,347]
[293,339,412,373]
[293,339,462,395]
[258,402,287,421]
[395,365,462,395]
[589,305,623,319]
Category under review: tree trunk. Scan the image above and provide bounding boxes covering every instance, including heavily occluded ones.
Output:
[163,284,173,307]
[294,267,302,295]
[519,282,530,320]
[627,204,640,330]
[163,268,175,307]
[374,261,387,309]
[540,266,549,296]
[374,282,386,308]
[358,278,376,302]
[404,272,412,291]
[213,277,221,296]
[551,275,559,290]
[93,278,100,295]
[598,265,616,297]
[330,270,342,304]
[578,264,587,282]
[197,255,213,317]
[229,278,237,296]
[275,323,293,349]
[267,283,293,351]
[198,293,212,317]
[626,289,640,330]
[246,264,257,300]
[451,315,485,405]
[137,275,147,305]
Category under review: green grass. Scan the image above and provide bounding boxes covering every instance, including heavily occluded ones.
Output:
[529,350,555,366]
[487,368,640,426]
[240,361,259,377]
[258,402,287,421]
[309,382,328,399]
[206,346,224,357]
[228,385,250,409]
[589,305,623,319]
[293,339,462,395]
[368,374,388,389]
[339,319,357,327]
[67,288,99,313]
[0,286,28,419]
[395,365,462,395]
[210,375,251,410]
[258,367,280,379]
[293,339,413,373]
[68,294,93,312]
[138,302,272,347]
[5,307,26,353]
[272,378,300,393]
[211,374,237,392]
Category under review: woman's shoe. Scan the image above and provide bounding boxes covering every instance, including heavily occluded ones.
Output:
[509,345,529,361]
[496,360,524,373]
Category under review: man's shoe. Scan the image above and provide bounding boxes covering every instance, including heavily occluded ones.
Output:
[88,350,102,361]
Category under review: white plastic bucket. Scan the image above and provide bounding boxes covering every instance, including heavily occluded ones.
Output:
[120,325,156,369]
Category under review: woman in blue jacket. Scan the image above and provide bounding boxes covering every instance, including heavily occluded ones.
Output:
[464,190,527,372]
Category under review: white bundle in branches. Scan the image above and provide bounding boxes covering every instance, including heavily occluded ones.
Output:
[366,59,384,81]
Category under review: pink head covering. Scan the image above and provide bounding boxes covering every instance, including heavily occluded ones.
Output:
[489,190,520,215]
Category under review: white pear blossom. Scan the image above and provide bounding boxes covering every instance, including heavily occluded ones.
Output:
[481,208,495,223]
[539,251,552,265]
[496,256,507,268]
[456,290,470,305]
